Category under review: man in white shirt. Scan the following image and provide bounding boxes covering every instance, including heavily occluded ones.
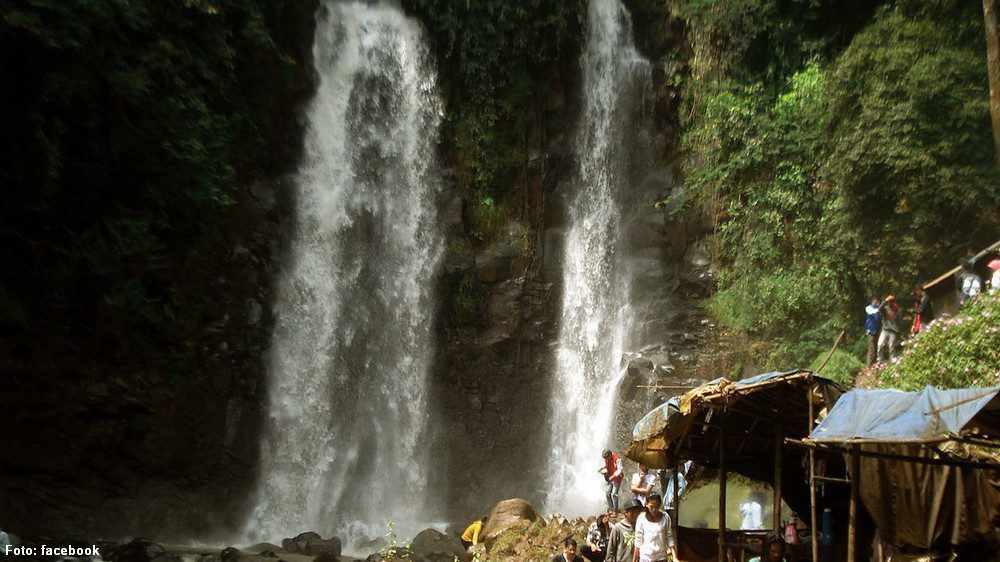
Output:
[740,491,765,530]
[629,464,658,506]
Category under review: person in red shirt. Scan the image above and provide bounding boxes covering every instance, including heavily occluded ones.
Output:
[600,449,624,512]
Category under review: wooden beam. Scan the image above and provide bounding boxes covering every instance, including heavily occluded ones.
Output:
[848,445,860,562]
[808,380,818,562]
[786,439,1000,470]
[814,475,850,484]
[673,458,680,545]
[773,423,783,533]
[719,416,727,562]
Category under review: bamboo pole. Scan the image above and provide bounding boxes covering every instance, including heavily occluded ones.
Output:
[773,423,783,534]
[848,445,860,562]
[719,415,727,562]
[808,381,818,562]
[786,439,1000,470]
[814,330,846,374]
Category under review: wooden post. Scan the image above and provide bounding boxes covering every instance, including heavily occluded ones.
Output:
[808,381,819,562]
[719,415,727,562]
[673,458,681,551]
[773,423,783,533]
[848,444,860,562]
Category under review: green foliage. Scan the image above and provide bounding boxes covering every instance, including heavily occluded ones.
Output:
[859,293,1000,390]
[0,0,306,371]
[443,270,488,328]
[381,521,413,560]
[401,0,585,197]
[462,193,509,243]
[822,1,1000,289]
[809,349,864,388]
[681,0,999,373]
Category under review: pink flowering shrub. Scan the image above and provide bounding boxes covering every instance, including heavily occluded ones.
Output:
[856,292,1000,390]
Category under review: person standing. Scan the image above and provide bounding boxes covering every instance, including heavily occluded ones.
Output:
[957,261,983,306]
[864,297,881,366]
[583,513,611,562]
[989,258,1000,295]
[633,492,674,562]
[600,449,624,512]
[739,490,765,530]
[663,461,691,508]
[554,538,587,562]
[629,464,658,506]
[607,500,644,562]
[912,287,934,334]
[877,296,901,362]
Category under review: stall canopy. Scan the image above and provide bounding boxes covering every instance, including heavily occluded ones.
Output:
[628,370,842,473]
[801,385,1000,561]
[810,385,1000,443]
[627,369,842,517]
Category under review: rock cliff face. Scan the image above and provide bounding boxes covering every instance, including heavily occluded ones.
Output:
[427,4,719,518]
[0,0,321,541]
[1,0,720,541]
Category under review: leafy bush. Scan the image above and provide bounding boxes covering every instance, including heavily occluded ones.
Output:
[679,0,999,376]
[859,293,1000,390]
[401,0,585,196]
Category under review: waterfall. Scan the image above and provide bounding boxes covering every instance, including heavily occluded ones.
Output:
[544,0,652,516]
[242,0,443,545]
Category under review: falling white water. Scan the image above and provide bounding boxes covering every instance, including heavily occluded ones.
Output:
[242,0,443,546]
[544,0,652,516]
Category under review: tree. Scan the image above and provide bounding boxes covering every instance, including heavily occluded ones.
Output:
[985,0,1000,166]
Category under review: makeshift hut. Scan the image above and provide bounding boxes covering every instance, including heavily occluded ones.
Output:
[794,385,1000,562]
[627,370,846,562]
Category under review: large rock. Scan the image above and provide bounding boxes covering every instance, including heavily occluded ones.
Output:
[481,498,543,546]
[409,529,466,562]
[281,531,321,552]
[280,532,340,557]
[473,221,529,283]
[281,531,342,558]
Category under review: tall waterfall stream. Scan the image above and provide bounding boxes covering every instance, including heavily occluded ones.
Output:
[544,0,653,516]
[242,0,445,548]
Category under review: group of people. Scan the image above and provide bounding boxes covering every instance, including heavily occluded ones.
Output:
[864,258,999,366]
[580,449,689,562]
[568,494,673,562]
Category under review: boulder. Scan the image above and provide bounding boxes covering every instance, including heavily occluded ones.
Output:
[468,543,487,559]
[248,544,281,554]
[313,554,339,562]
[302,537,341,557]
[482,498,543,546]
[280,532,326,554]
[409,529,466,562]
[220,547,241,562]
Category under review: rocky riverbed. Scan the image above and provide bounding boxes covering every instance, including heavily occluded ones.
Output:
[2,498,600,562]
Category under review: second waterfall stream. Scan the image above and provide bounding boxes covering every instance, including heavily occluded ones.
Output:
[545,0,653,516]
[242,0,445,548]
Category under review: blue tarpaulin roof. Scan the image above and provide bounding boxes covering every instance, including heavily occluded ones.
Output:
[809,385,1000,443]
